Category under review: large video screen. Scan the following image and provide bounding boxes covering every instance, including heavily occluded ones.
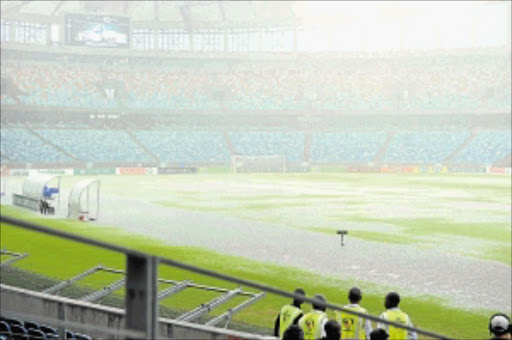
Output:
[65,14,130,48]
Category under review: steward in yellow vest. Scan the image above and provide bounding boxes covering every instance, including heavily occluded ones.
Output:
[377,292,417,340]
[335,287,372,339]
[274,288,306,339]
[299,294,329,340]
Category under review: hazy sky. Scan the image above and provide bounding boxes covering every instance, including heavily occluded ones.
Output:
[293,1,510,51]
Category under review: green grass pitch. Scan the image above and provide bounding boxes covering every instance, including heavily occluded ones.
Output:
[1,171,510,339]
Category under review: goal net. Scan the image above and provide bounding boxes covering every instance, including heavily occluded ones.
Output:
[231,155,286,173]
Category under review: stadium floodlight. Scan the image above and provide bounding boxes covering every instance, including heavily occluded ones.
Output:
[231,155,286,174]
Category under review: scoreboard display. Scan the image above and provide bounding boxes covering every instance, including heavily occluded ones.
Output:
[65,14,130,48]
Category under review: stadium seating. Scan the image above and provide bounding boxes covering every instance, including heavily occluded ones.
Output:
[451,130,512,165]
[9,324,28,340]
[133,130,230,163]
[0,316,86,340]
[229,130,304,161]
[34,129,153,163]
[2,49,510,113]
[27,328,47,340]
[382,131,469,164]
[0,321,11,338]
[0,128,71,163]
[74,334,92,340]
[311,131,387,163]
[24,321,40,331]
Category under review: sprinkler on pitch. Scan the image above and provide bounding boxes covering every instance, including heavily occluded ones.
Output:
[337,230,348,247]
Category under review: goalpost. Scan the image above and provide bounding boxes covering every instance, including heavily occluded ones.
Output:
[231,155,286,173]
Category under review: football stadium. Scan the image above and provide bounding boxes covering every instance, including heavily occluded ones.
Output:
[0,1,511,340]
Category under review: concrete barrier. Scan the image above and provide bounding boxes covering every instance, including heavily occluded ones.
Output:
[1,284,275,340]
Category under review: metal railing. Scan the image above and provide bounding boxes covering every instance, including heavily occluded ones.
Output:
[0,215,453,340]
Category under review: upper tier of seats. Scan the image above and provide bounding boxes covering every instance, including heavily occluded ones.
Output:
[2,50,510,113]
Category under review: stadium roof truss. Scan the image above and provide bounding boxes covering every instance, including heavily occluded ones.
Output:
[2,258,266,328]
[1,1,298,30]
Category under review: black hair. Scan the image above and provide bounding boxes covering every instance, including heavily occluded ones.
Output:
[283,324,304,340]
[348,287,362,303]
[293,288,306,305]
[385,292,400,309]
[312,294,327,311]
[324,320,341,338]
[370,328,389,340]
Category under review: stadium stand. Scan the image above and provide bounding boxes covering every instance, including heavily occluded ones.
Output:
[133,129,230,163]
[311,131,387,163]
[381,131,470,164]
[0,316,84,340]
[0,128,71,163]
[450,130,512,165]
[229,130,304,162]
[34,129,153,163]
[1,49,510,113]
[1,122,510,166]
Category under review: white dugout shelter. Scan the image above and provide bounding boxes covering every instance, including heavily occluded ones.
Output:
[22,174,61,204]
[67,178,100,221]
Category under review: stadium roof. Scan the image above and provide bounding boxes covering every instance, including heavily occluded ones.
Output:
[0,1,298,29]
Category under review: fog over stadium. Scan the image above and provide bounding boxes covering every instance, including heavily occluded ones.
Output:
[0,1,511,340]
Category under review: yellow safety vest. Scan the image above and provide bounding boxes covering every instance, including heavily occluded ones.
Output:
[299,310,327,340]
[336,305,368,339]
[382,310,409,340]
[279,305,303,338]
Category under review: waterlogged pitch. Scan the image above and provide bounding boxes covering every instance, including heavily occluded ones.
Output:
[1,171,511,338]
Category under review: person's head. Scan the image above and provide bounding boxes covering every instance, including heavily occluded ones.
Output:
[324,320,341,340]
[283,324,304,340]
[384,292,400,309]
[370,328,389,340]
[489,313,511,339]
[312,294,327,312]
[348,287,362,304]
[292,288,306,306]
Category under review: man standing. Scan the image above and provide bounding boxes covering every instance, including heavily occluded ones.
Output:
[336,287,372,339]
[274,288,306,339]
[377,292,417,340]
[299,294,329,340]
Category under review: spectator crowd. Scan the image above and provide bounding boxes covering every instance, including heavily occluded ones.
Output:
[1,49,510,113]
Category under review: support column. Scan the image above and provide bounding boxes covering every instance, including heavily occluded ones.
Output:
[125,255,158,339]
[10,21,15,42]
[293,20,298,53]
